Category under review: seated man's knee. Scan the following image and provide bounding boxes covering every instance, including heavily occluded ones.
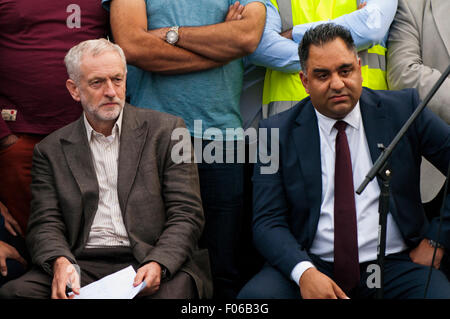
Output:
[237,268,299,299]
[237,281,265,299]
[237,279,282,299]
[0,278,23,299]
[0,268,51,299]
[1,259,27,285]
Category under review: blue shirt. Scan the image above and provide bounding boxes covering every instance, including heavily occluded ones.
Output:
[103,0,265,140]
[246,0,398,73]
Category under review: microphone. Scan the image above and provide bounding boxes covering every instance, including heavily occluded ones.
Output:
[356,63,450,298]
[356,63,450,195]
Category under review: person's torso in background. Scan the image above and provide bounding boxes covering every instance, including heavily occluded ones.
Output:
[126,0,262,140]
[0,0,109,135]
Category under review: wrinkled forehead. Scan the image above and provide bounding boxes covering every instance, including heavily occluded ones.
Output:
[79,51,126,79]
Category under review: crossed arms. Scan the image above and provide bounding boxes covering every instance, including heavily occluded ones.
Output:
[109,0,266,74]
[248,0,398,73]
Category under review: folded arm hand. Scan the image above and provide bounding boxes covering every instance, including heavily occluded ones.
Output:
[110,0,264,74]
[173,1,265,62]
[110,0,222,74]
[249,0,397,72]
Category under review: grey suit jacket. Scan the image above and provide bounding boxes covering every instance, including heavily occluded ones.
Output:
[387,0,450,202]
[26,104,213,298]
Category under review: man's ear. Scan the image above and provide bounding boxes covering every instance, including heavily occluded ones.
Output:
[299,71,310,94]
[66,79,81,102]
[356,56,363,83]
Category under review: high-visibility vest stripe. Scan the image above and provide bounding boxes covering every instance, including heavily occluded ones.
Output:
[360,45,387,71]
[274,0,293,32]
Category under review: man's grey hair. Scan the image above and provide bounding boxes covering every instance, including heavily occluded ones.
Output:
[64,38,127,84]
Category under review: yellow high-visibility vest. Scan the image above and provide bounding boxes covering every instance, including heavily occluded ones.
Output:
[263,0,388,105]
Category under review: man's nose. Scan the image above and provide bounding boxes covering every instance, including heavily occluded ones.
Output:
[104,79,117,97]
[330,73,345,91]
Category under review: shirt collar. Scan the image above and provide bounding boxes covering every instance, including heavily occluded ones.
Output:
[84,109,123,142]
[314,101,361,136]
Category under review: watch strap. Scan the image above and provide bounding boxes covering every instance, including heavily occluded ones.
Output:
[429,239,444,249]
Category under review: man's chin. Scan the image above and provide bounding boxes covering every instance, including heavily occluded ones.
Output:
[329,103,355,118]
[98,108,121,121]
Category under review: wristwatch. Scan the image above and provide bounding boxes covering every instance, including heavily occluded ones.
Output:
[428,239,444,249]
[161,266,168,280]
[165,26,179,45]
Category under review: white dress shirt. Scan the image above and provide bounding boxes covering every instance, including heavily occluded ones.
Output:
[291,102,407,285]
[83,111,131,248]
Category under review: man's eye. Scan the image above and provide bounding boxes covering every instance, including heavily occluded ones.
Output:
[113,78,123,84]
[90,80,102,87]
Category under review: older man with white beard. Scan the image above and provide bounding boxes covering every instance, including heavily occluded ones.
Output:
[0,39,212,299]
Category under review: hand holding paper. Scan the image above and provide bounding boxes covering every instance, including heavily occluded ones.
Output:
[52,257,80,299]
[134,261,162,297]
[70,265,146,299]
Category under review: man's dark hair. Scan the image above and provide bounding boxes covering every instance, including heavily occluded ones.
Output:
[298,23,357,73]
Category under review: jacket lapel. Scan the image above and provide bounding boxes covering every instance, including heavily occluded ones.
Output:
[117,104,148,217]
[360,88,391,188]
[60,117,99,242]
[431,0,450,55]
[291,101,322,245]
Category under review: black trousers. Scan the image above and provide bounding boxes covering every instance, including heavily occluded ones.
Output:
[193,138,264,299]
[0,247,196,299]
[193,138,245,299]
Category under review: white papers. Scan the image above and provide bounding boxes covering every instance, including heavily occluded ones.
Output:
[70,265,146,299]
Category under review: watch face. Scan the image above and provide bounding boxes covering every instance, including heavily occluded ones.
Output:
[166,30,178,44]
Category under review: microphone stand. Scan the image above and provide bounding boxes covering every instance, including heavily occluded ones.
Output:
[356,64,450,299]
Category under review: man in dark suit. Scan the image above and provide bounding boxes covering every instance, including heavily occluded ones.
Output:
[0,39,212,299]
[238,24,450,299]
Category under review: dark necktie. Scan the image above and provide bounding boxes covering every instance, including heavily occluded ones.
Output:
[333,120,360,293]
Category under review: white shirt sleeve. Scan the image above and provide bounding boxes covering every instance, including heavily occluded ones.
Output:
[290,261,316,287]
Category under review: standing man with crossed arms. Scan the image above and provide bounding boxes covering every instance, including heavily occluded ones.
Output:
[103,0,266,298]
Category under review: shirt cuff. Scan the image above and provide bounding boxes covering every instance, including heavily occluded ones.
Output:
[292,22,322,43]
[290,261,316,286]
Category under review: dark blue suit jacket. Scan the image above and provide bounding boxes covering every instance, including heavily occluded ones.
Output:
[252,88,450,279]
